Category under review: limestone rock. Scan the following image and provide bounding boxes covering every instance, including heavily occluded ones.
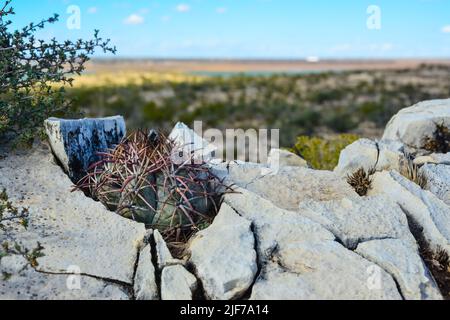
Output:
[298,195,417,249]
[169,122,217,163]
[420,164,450,206]
[413,153,450,166]
[209,161,269,187]
[0,255,129,300]
[224,188,336,260]
[368,170,450,254]
[267,148,308,169]
[430,153,450,165]
[188,203,257,300]
[153,230,184,270]
[224,165,357,211]
[0,145,147,286]
[334,138,404,177]
[161,265,197,300]
[414,156,437,166]
[382,99,450,153]
[44,116,126,182]
[134,245,158,300]
[250,241,402,300]
[355,239,442,300]
[226,188,416,300]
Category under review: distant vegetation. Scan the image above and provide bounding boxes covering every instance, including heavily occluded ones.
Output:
[290,134,359,170]
[67,64,450,150]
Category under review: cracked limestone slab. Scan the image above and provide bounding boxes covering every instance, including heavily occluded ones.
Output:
[134,245,159,300]
[153,230,185,270]
[221,165,358,211]
[334,138,404,177]
[298,195,417,250]
[355,239,442,300]
[250,241,402,300]
[267,148,308,169]
[225,187,404,300]
[368,170,450,254]
[188,202,257,300]
[224,188,336,262]
[0,144,147,285]
[420,164,450,206]
[161,265,197,300]
[0,254,129,300]
[414,153,450,166]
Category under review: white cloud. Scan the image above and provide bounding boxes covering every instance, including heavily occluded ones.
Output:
[442,25,450,33]
[176,4,190,12]
[161,16,171,22]
[216,7,227,14]
[87,7,97,14]
[124,14,145,25]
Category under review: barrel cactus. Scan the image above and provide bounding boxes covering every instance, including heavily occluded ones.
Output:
[75,130,232,244]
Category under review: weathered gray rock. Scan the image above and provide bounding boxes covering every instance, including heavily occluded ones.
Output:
[298,195,417,249]
[0,144,147,290]
[209,161,269,186]
[153,230,184,270]
[134,245,158,300]
[430,153,450,165]
[225,189,397,299]
[161,265,197,300]
[0,254,129,300]
[44,116,126,182]
[267,148,308,169]
[382,99,450,153]
[355,239,442,300]
[225,188,336,260]
[169,122,217,164]
[223,165,357,211]
[420,164,450,206]
[414,153,450,166]
[334,138,404,177]
[188,203,257,300]
[368,171,450,254]
[250,241,402,300]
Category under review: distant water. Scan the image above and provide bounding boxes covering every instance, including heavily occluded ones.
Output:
[188,70,327,78]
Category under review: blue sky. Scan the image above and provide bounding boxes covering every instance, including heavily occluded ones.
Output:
[7,0,450,59]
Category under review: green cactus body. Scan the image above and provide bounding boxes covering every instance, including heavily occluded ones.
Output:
[76,130,230,244]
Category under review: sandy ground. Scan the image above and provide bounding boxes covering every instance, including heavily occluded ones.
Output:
[85,58,450,74]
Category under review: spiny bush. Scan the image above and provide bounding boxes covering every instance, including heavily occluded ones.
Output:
[347,167,374,196]
[423,122,450,154]
[0,0,115,146]
[75,130,233,245]
[290,134,359,170]
[434,246,450,271]
[399,154,427,189]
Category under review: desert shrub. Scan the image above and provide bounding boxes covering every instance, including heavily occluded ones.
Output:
[0,0,115,146]
[290,134,359,170]
[399,154,428,189]
[324,109,357,133]
[347,168,374,196]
